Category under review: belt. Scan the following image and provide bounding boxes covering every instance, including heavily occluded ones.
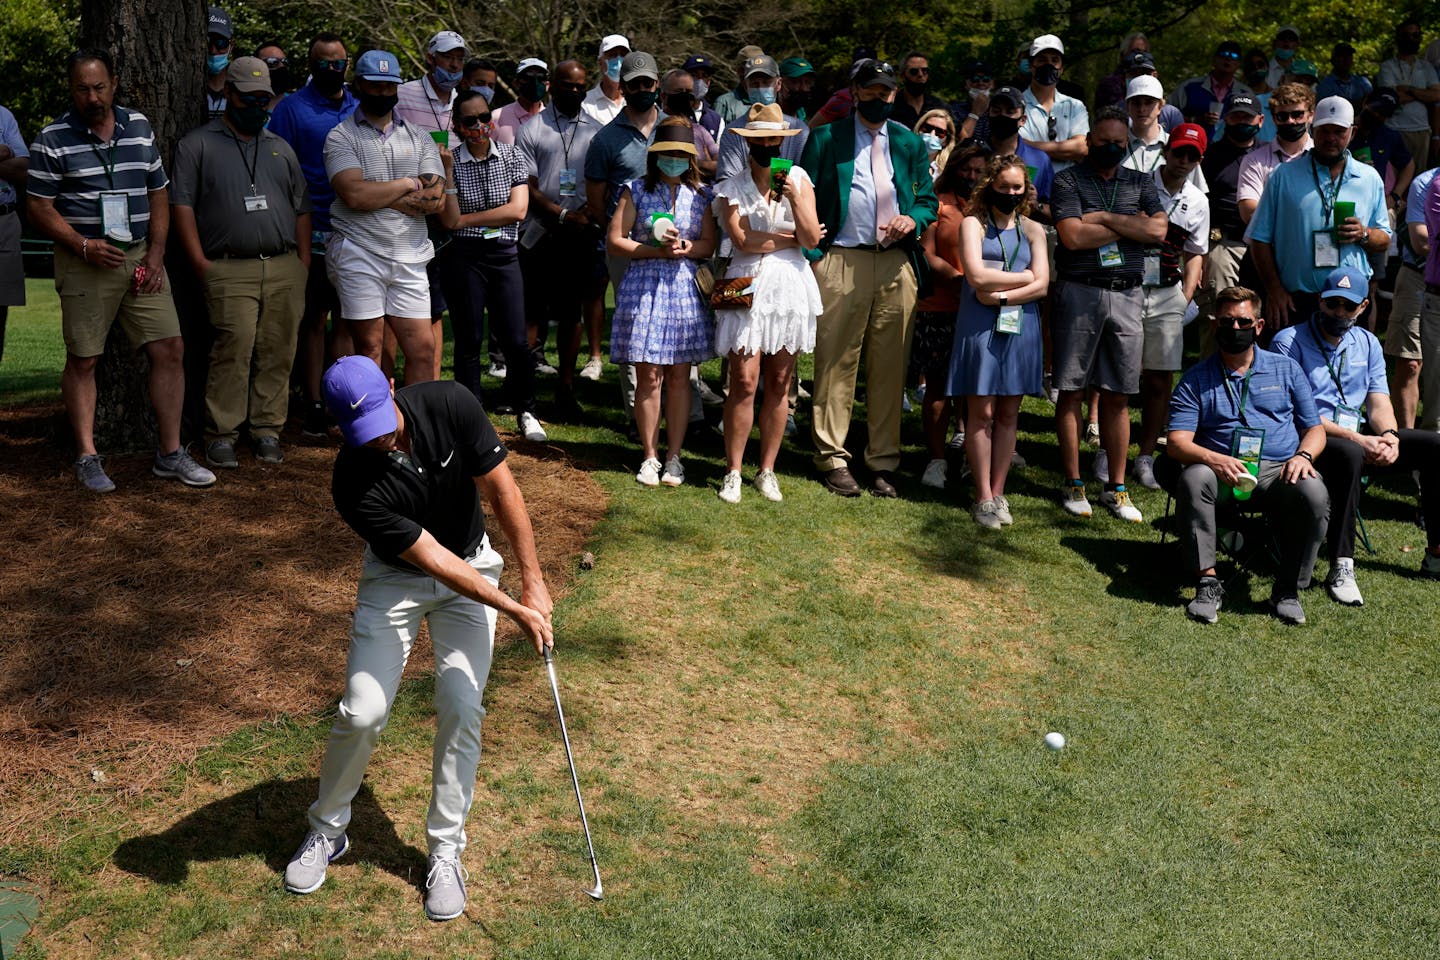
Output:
[0,202,15,217]
[216,250,290,260]
[1402,260,1422,273]
[836,243,882,251]
[1069,275,1141,291]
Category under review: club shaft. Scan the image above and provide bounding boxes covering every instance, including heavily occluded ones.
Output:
[546,655,602,891]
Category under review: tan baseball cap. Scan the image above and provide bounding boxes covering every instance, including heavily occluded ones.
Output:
[228,57,273,96]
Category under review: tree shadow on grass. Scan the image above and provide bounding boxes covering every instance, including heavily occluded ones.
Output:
[113,778,423,888]
[1060,534,1190,610]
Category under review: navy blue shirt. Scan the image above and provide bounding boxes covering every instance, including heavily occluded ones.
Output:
[268,80,359,231]
[1168,347,1321,461]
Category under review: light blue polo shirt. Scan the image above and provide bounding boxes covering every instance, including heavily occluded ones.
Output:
[1270,320,1388,422]
[1403,167,1437,267]
[1168,347,1321,461]
[1248,150,1389,294]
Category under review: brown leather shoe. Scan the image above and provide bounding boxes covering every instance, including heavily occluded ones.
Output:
[869,471,899,498]
[822,466,863,497]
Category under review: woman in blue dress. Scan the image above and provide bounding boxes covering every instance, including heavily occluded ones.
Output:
[607,118,717,487]
[946,154,1049,528]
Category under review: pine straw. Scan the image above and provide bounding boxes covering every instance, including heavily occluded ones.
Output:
[0,405,605,845]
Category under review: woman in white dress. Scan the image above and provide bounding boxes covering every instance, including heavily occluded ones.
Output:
[712,103,823,503]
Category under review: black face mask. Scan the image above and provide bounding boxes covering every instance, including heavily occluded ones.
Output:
[954,176,976,199]
[1399,38,1422,56]
[552,88,584,117]
[522,78,548,103]
[748,141,781,166]
[857,97,892,123]
[227,104,269,135]
[988,115,1020,140]
[624,90,658,113]
[1245,68,1269,86]
[1276,122,1307,143]
[1317,309,1357,337]
[1034,63,1061,86]
[903,79,927,97]
[359,92,398,117]
[1216,324,1257,354]
[664,92,694,116]
[988,189,1023,213]
[1090,141,1127,169]
[1226,122,1261,142]
[311,68,345,96]
[269,67,293,95]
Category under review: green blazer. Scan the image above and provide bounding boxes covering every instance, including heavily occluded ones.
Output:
[798,114,939,284]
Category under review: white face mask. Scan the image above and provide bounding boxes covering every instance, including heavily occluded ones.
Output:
[693,78,708,101]
[968,87,988,100]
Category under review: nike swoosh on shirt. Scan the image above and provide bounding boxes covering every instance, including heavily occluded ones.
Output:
[441,450,455,468]
[349,393,367,410]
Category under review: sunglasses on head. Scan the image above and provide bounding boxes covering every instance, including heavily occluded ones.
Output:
[959,137,993,155]
[457,112,493,127]
[313,58,347,72]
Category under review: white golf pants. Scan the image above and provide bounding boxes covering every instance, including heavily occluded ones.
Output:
[308,538,502,858]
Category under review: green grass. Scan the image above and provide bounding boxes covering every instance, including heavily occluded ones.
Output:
[2,279,63,406]
[5,283,1440,958]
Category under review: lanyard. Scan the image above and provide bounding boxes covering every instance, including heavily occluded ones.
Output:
[89,137,117,188]
[1310,156,1341,225]
[1097,173,1121,212]
[232,132,260,192]
[425,79,448,138]
[1219,357,1255,427]
[1309,320,1349,404]
[558,114,582,167]
[990,216,1022,270]
[1126,140,1162,172]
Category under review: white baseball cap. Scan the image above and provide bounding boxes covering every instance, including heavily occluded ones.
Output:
[1030,34,1064,57]
[517,57,549,75]
[1277,24,1301,41]
[1126,75,1164,101]
[599,34,630,58]
[1313,95,1355,128]
[427,31,466,54]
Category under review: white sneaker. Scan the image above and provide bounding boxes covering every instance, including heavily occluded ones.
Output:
[1326,557,1364,606]
[1134,453,1160,490]
[920,458,947,489]
[660,455,685,486]
[753,469,783,502]
[1084,421,1100,446]
[1102,485,1143,523]
[535,360,559,376]
[579,356,604,380]
[487,362,507,380]
[1061,481,1092,517]
[519,412,547,442]
[972,498,1004,529]
[994,494,1014,526]
[1093,447,1110,484]
[902,391,913,413]
[636,457,661,486]
[718,470,742,503]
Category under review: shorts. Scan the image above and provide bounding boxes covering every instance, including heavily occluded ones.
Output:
[0,210,24,306]
[1051,281,1143,394]
[54,241,181,357]
[1385,263,1426,360]
[1139,283,1186,371]
[326,233,431,320]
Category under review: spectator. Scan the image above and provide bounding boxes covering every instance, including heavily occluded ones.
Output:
[1133,126,1210,491]
[0,102,27,364]
[914,108,954,180]
[778,56,817,125]
[1123,76,1207,191]
[1272,266,1440,602]
[205,6,233,119]
[171,57,312,469]
[1389,164,1438,428]
[916,143,988,489]
[1266,25,1303,89]
[1352,88,1415,328]
[1420,172,1440,428]
[1236,82,1315,224]
[255,42,294,110]
[810,46,877,129]
[1239,49,1276,143]
[516,60,605,418]
[28,49,216,491]
[1049,105,1167,522]
[712,103,823,503]
[985,86,1053,218]
[460,58,497,99]
[268,32,358,437]
[1250,96,1390,331]
[287,355,554,922]
[717,80,808,184]
[660,69,719,178]
[1197,94,1261,353]
[946,154,1048,528]
[1285,59,1320,90]
[1170,41,1251,129]
[605,118,717,487]
[683,55,724,138]
[583,34,629,125]
[1378,19,1440,170]
[890,51,948,130]
[954,59,993,140]
[800,59,938,497]
[324,50,445,382]
[492,58,547,146]
[1113,52,1184,132]
[1019,35,1088,174]
[715,45,767,123]
[1160,285,1328,625]
[1095,32,1149,110]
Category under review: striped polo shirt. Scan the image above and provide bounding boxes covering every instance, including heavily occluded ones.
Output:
[1052,162,1164,284]
[27,106,169,240]
[323,111,444,263]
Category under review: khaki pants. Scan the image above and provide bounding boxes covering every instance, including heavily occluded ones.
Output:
[1421,290,1440,431]
[1399,129,1431,174]
[1195,239,1247,359]
[810,246,917,473]
[203,252,307,443]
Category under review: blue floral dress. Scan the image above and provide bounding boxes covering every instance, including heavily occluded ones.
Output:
[610,178,716,365]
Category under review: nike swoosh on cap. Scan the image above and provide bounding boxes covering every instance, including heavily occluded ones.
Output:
[349,393,368,410]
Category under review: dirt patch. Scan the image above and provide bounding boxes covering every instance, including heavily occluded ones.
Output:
[0,404,606,845]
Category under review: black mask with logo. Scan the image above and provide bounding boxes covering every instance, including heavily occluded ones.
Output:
[1216,324,1257,354]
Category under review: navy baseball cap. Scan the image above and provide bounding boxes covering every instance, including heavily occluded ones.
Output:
[323,356,398,446]
[683,55,714,73]
[356,50,403,83]
[207,6,233,39]
[991,86,1026,109]
[1321,266,1369,304]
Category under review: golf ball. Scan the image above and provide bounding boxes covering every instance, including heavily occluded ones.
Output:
[1044,732,1066,750]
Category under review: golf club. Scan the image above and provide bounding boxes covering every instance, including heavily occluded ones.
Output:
[543,644,603,900]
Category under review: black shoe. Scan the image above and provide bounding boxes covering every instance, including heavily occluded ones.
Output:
[822,466,863,497]
[553,390,584,423]
[869,471,899,498]
[301,401,328,438]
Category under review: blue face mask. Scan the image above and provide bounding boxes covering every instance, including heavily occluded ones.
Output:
[1019,57,1031,75]
[607,56,624,81]
[656,156,690,177]
[207,54,230,76]
[473,85,495,102]
[750,85,777,106]
[1275,47,1296,61]
[432,65,462,89]
[921,132,943,154]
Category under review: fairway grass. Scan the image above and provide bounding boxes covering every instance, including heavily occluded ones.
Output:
[3,285,1438,957]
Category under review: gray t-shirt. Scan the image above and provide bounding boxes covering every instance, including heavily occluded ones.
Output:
[324,112,443,262]
[517,108,603,211]
[171,119,312,258]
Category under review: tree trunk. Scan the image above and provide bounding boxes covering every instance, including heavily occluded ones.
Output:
[78,0,206,453]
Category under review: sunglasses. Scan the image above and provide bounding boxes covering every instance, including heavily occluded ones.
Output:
[921,124,950,139]
[262,56,288,69]
[1322,297,1360,310]
[1047,114,1058,141]
[457,112,493,127]
[313,58,347,72]
[970,75,991,84]
[236,92,270,107]
[209,35,230,51]
[1170,148,1201,162]
[959,137,994,155]
[1219,316,1258,329]
[1273,109,1308,121]
[907,66,929,76]
[1217,50,1240,60]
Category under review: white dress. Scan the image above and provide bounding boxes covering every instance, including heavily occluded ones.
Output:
[712,166,824,356]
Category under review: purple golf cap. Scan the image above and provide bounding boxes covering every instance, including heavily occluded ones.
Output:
[323,355,397,446]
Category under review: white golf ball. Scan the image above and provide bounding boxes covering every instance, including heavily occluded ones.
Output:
[1044,732,1066,750]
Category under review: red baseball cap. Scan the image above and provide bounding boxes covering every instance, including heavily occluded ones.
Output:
[1168,123,1208,156]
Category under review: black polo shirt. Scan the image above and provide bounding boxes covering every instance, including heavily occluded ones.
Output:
[1201,137,1254,242]
[1052,162,1163,284]
[332,382,507,571]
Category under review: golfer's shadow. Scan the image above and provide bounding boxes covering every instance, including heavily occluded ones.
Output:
[113,777,423,886]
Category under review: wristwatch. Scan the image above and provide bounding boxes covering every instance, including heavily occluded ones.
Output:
[997,292,1008,306]
[1382,428,1400,438]
[1294,450,1314,463]
[558,208,568,224]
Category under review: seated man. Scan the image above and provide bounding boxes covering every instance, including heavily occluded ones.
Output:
[1160,285,1329,625]
[1271,266,1440,603]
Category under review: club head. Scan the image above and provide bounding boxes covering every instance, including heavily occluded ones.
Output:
[583,882,603,901]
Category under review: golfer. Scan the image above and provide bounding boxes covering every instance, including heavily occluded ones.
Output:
[284,354,553,921]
